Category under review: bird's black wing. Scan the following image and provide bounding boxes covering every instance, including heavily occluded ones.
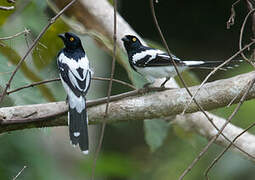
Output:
[57,53,91,97]
[134,51,185,67]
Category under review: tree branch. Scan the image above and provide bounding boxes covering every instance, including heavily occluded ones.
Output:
[0,71,255,127]
[1,72,255,160]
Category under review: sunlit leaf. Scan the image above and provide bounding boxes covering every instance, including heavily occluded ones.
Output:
[32,19,70,70]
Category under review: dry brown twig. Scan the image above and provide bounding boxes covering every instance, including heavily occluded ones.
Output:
[185,4,255,114]
[92,1,117,178]
[0,0,77,105]
[204,77,255,179]
[239,8,255,67]
[203,3,255,179]
[206,117,255,179]
[180,78,255,180]
[227,0,241,29]
[0,29,30,41]
[149,1,255,179]
[246,0,255,38]
[13,166,27,180]
[3,76,136,96]
[182,40,255,115]
[203,4,255,179]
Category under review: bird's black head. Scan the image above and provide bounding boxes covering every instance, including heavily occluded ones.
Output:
[121,35,143,53]
[58,32,83,51]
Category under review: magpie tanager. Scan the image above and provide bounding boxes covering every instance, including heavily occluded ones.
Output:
[122,35,242,87]
[57,32,92,154]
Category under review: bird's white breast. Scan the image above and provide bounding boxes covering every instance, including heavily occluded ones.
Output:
[136,66,188,83]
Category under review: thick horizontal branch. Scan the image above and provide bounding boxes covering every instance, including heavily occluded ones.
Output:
[88,71,255,123]
[0,71,255,130]
[1,71,255,159]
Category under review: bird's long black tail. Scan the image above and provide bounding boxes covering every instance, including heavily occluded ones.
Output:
[68,99,89,154]
[184,59,243,69]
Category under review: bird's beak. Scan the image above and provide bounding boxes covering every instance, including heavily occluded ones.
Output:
[58,34,65,40]
[121,36,129,42]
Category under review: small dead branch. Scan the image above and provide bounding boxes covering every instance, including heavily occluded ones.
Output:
[0,29,30,41]
[204,78,255,179]
[13,166,27,180]
[227,0,241,29]
[0,5,14,11]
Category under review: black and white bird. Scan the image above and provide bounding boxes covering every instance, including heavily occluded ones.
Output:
[57,32,92,154]
[122,35,242,87]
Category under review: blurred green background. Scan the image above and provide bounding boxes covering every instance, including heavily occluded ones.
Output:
[0,0,255,179]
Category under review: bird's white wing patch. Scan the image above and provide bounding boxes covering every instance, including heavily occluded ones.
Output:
[183,61,205,66]
[132,49,164,63]
[59,53,89,81]
[157,53,180,60]
[74,132,80,137]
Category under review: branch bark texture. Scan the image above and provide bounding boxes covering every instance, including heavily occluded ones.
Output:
[0,71,254,127]
[1,71,255,159]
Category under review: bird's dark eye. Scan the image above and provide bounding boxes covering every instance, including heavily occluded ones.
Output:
[132,37,136,42]
[69,37,74,42]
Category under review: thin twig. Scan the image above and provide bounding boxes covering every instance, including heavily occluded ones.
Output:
[0,0,77,105]
[246,0,255,38]
[0,5,14,11]
[0,28,30,40]
[178,41,255,180]
[92,1,117,179]
[184,7,255,114]
[227,6,255,107]
[239,8,255,67]
[149,2,252,178]
[13,166,27,180]
[104,1,117,116]
[182,41,255,115]
[3,76,136,96]
[94,77,136,90]
[204,78,255,179]
[187,6,255,110]
[150,0,210,119]
[180,78,255,180]
[207,120,255,173]
[227,0,241,29]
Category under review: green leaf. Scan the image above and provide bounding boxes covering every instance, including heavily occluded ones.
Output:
[32,19,70,70]
[144,119,170,152]
[0,43,56,104]
[0,1,15,26]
